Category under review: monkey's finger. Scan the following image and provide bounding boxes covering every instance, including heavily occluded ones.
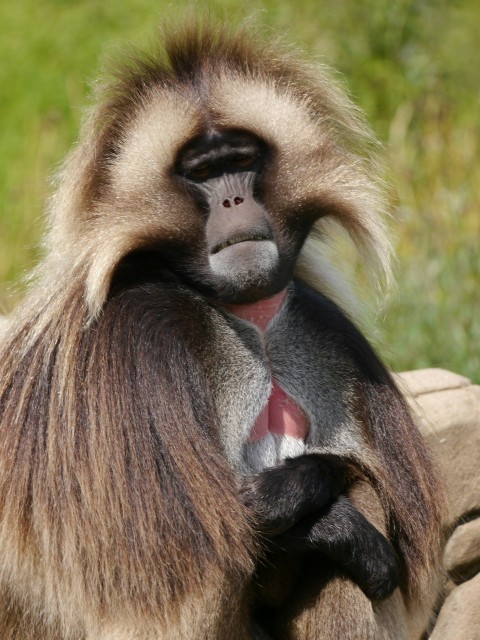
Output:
[276,495,400,601]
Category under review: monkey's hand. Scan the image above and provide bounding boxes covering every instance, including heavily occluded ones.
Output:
[241,455,399,601]
[240,453,350,536]
[278,495,400,601]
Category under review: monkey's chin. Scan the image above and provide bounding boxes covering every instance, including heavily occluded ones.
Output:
[208,240,281,301]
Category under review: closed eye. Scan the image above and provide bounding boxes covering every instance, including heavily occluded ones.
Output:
[188,164,212,180]
[234,155,256,168]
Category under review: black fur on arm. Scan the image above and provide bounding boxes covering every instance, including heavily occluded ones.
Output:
[275,495,399,601]
[292,281,444,601]
[241,454,399,601]
[240,453,348,535]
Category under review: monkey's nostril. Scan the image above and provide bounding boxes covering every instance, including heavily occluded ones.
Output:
[234,196,244,205]
[222,199,231,208]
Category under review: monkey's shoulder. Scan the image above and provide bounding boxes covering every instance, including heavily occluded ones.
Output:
[108,276,392,391]
[272,281,392,387]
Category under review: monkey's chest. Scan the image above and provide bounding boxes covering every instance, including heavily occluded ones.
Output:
[223,291,310,473]
[244,381,309,472]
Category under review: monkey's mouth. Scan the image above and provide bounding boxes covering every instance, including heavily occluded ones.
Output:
[211,233,271,254]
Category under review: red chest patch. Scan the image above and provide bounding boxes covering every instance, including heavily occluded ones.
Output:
[223,291,310,443]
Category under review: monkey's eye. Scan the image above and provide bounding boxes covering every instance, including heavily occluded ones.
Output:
[188,164,212,180]
[234,155,256,168]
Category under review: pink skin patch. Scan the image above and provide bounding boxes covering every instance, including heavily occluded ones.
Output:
[223,290,287,333]
[224,291,310,442]
[248,382,310,442]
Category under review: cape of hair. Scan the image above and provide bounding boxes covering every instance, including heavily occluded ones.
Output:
[0,21,442,637]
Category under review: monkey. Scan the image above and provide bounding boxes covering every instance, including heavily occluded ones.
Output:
[0,20,443,640]
[172,127,400,601]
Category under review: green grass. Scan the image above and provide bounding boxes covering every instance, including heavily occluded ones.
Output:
[1,0,479,381]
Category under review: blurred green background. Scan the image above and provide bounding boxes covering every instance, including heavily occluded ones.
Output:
[0,0,479,380]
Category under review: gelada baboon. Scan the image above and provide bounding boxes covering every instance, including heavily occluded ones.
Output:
[0,20,442,640]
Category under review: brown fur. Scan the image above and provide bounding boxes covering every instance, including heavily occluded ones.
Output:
[0,20,443,639]
[0,278,256,638]
[255,482,410,640]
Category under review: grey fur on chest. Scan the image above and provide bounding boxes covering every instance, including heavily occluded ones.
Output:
[205,296,367,474]
[265,299,366,457]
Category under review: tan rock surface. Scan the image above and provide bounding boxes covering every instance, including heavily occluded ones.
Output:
[444,518,480,584]
[429,572,480,640]
[396,368,471,397]
[399,370,480,524]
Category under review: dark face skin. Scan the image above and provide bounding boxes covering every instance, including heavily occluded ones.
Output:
[173,129,309,304]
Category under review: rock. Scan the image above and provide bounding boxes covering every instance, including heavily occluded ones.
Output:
[429,572,480,639]
[395,369,471,397]
[398,370,480,639]
[444,518,480,584]
[399,370,480,524]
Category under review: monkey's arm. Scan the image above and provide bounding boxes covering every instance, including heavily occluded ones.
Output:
[275,495,399,601]
[264,281,441,604]
[240,453,347,535]
[241,454,399,600]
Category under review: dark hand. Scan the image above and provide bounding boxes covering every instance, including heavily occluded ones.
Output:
[240,453,349,535]
[277,495,400,601]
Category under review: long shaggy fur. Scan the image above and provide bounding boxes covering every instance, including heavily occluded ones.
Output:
[0,20,442,640]
[46,21,391,319]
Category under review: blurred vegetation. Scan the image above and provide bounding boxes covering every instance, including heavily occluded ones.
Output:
[0,0,478,380]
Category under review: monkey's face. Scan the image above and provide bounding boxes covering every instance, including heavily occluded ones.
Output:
[70,66,385,317]
[170,129,311,304]
[98,93,317,308]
